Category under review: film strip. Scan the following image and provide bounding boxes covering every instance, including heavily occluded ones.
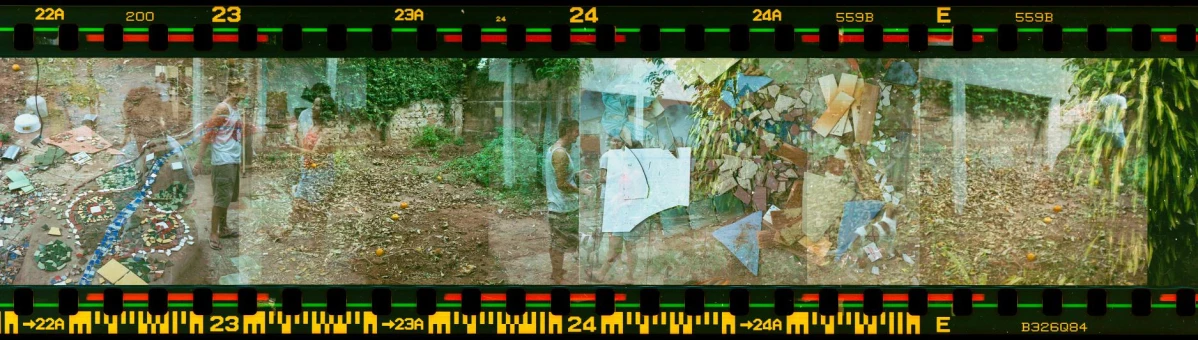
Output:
[0,287,1195,334]
[0,3,1195,336]
[0,6,1196,56]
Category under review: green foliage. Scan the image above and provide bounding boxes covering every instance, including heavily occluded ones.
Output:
[0,132,11,144]
[340,58,480,132]
[922,78,1053,123]
[511,58,591,83]
[412,125,464,150]
[446,130,543,193]
[1065,58,1198,285]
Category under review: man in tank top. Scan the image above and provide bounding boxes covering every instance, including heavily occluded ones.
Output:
[544,119,590,284]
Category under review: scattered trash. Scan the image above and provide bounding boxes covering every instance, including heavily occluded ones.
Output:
[71,152,92,165]
[834,200,885,261]
[2,145,20,161]
[863,242,883,262]
[5,170,32,192]
[870,266,880,275]
[902,253,915,265]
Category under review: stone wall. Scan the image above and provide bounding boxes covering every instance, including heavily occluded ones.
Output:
[275,99,463,148]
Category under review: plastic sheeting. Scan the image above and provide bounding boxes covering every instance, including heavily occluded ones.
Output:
[601,148,691,233]
[712,211,762,276]
[833,200,885,261]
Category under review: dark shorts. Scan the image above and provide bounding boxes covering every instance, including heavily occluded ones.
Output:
[212,164,240,208]
[548,211,580,253]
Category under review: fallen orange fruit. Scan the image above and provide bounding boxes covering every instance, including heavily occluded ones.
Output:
[1043,217,1052,224]
[391,214,399,221]
[375,248,385,256]
[1026,253,1036,262]
[11,64,19,72]
[400,202,410,209]
[1053,205,1063,213]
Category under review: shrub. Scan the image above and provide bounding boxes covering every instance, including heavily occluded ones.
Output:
[447,130,543,194]
[412,126,463,150]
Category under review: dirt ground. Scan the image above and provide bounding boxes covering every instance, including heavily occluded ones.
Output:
[916,98,1148,286]
[230,145,574,285]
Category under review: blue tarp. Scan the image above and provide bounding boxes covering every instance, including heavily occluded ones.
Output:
[834,200,885,261]
[601,93,656,139]
[712,211,762,276]
[720,74,774,109]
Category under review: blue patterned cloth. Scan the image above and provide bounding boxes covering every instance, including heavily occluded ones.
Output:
[292,154,336,203]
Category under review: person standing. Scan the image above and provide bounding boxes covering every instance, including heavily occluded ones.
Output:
[195,84,256,251]
[286,97,335,226]
[545,119,590,284]
[1095,93,1129,184]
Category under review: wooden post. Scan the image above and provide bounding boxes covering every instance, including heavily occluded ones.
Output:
[503,60,515,188]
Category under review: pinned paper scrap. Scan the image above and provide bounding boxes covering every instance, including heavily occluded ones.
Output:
[812,92,855,136]
[712,211,762,276]
[833,200,885,261]
[864,242,883,262]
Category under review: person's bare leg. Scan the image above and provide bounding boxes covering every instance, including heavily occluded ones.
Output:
[550,247,565,284]
[596,235,622,281]
[210,206,225,250]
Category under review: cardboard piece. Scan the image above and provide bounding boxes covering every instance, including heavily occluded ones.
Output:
[115,273,149,285]
[818,75,838,103]
[48,227,61,236]
[802,172,855,239]
[837,73,859,99]
[852,83,882,144]
[830,112,852,136]
[773,143,808,167]
[96,260,131,283]
[785,180,804,207]
[812,92,855,137]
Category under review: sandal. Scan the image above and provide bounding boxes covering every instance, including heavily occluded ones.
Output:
[219,231,240,239]
[209,239,222,250]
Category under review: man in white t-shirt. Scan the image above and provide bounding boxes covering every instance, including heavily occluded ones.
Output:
[596,135,626,203]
